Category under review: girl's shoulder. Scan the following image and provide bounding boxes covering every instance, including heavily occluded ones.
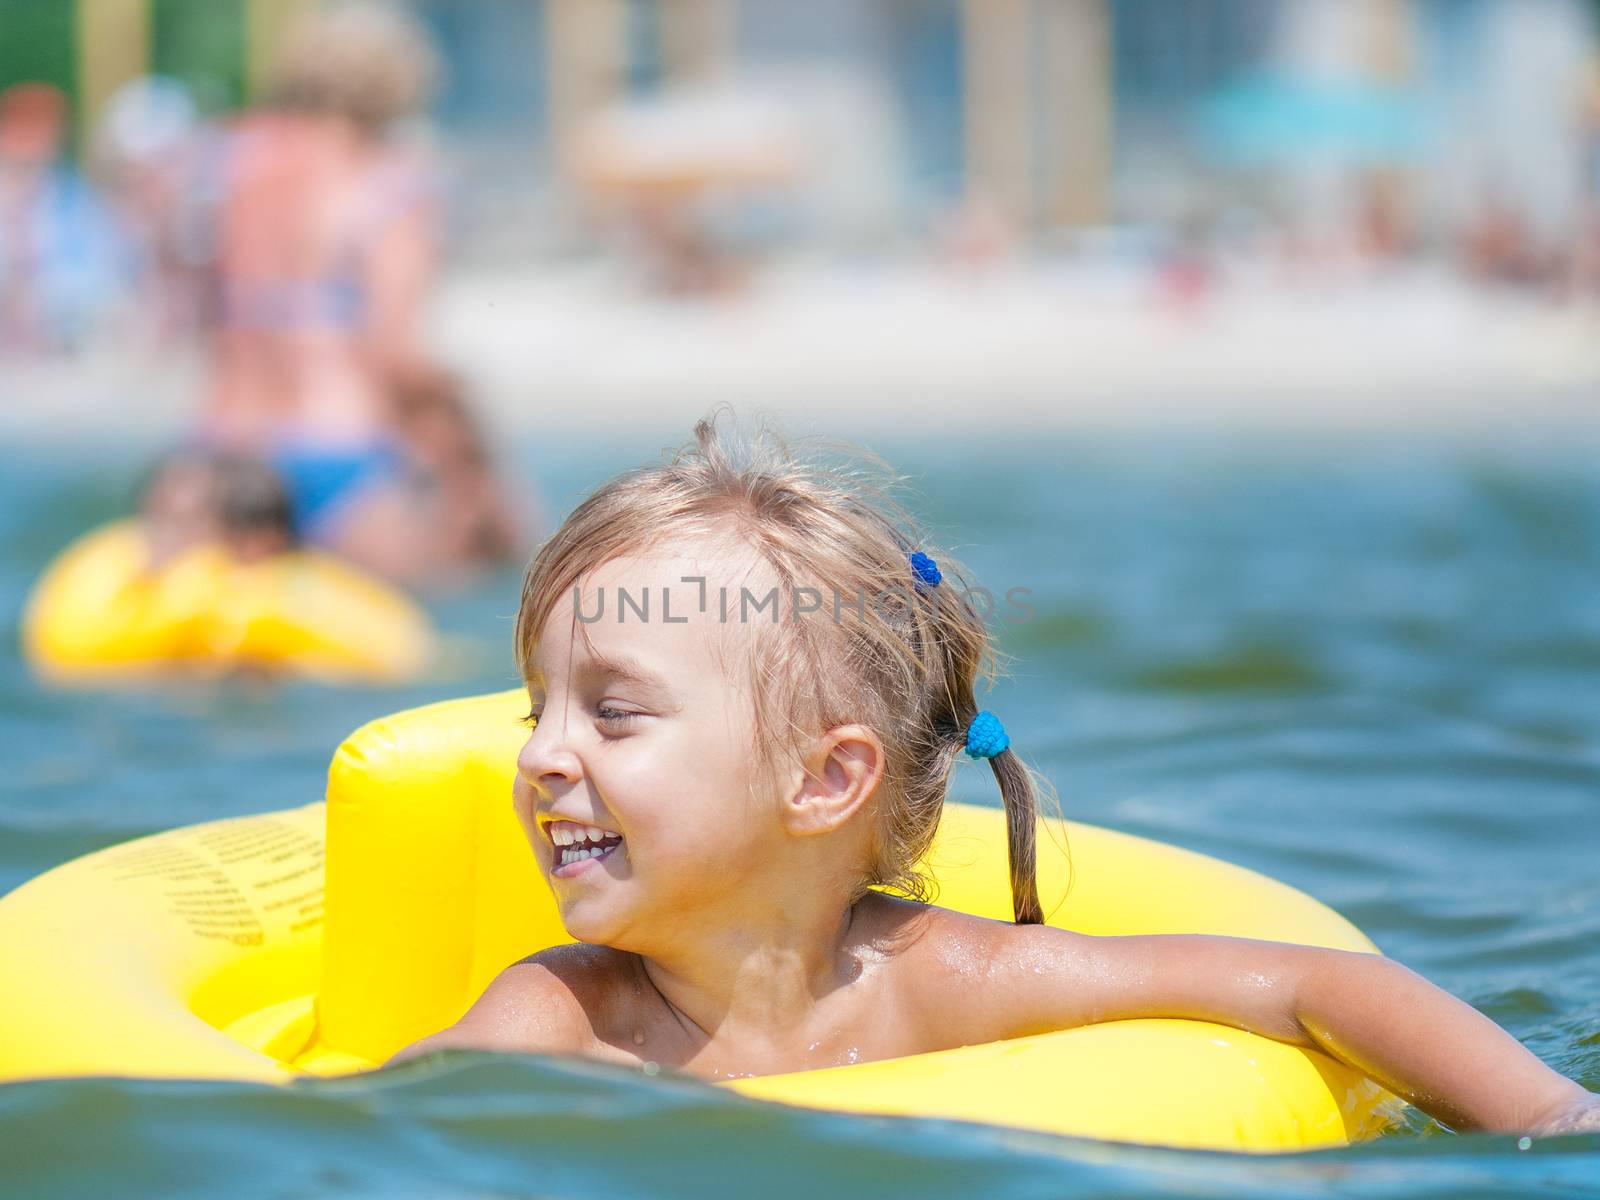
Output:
[387,942,633,1065]
[509,941,638,1015]
[868,898,1098,1049]
[866,893,1034,964]
[862,897,1020,1043]
[457,943,638,1054]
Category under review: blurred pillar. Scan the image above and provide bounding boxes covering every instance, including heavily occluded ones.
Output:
[1037,0,1111,227]
[659,0,735,85]
[547,0,628,175]
[244,0,313,101]
[962,0,1033,225]
[1361,0,1413,83]
[77,0,150,132]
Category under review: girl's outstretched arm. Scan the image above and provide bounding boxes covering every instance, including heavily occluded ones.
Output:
[971,924,1598,1136]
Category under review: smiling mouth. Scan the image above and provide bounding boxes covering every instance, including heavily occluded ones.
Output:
[548,821,625,873]
[557,838,622,870]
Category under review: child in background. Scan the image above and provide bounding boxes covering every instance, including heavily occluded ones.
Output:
[141,451,297,569]
[393,415,1598,1138]
[25,449,432,685]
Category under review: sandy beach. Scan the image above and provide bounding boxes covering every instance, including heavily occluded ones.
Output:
[4,259,1599,445]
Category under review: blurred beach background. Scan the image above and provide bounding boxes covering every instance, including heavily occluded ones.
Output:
[2,2,1600,1197]
[3,0,1600,439]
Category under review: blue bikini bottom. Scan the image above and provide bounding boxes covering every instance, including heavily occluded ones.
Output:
[272,442,405,540]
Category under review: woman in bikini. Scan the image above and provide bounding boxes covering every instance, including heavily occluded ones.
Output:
[198,2,442,585]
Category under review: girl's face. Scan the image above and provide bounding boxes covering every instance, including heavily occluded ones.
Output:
[514,544,784,951]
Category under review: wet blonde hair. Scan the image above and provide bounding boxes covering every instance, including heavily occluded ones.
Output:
[266,2,436,133]
[515,412,1046,923]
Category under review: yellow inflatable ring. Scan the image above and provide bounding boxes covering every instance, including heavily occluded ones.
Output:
[0,691,1399,1151]
[21,520,435,684]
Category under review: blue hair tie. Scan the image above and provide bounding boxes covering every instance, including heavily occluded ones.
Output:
[909,551,942,589]
[965,710,1009,759]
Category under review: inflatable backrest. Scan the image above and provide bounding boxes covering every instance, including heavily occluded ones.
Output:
[321,691,552,1062]
[319,691,1373,1065]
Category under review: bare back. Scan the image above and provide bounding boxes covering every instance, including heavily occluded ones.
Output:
[205,113,433,449]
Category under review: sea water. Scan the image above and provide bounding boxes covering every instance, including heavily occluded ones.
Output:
[1,430,1596,1199]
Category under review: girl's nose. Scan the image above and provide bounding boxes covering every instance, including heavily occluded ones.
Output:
[517,721,582,793]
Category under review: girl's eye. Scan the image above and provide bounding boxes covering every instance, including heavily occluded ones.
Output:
[518,706,638,730]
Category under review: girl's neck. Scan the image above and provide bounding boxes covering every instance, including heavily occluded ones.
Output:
[635,895,865,1049]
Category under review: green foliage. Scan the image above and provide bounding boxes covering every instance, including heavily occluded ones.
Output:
[150,0,246,114]
[0,0,76,122]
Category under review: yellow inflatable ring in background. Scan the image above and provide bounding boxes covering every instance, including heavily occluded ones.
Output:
[0,691,1400,1150]
[21,520,435,684]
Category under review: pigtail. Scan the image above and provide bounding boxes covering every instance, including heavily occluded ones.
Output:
[991,747,1043,924]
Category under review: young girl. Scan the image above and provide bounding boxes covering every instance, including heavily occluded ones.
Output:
[392,417,1598,1138]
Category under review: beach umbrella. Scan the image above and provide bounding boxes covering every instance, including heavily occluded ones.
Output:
[572,86,808,196]
[1195,71,1430,167]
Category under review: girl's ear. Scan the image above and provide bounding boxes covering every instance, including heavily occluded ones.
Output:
[782,724,884,837]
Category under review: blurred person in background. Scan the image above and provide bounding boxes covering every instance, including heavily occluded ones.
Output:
[1151,210,1218,315]
[1573,56,1600,300]
[389,363,534,585]
[21,447,437,687]
[0,82,127,354]
[196,1,444,585]
[1463,186,1553,289]
[141,450,296,571]
[930,191,1017,275]
[92,76,214,347]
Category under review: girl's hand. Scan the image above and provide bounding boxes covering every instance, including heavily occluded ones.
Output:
[1530,1092,1600,1137]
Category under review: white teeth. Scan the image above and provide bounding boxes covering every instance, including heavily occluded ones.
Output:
[558,844,605,867]
[550,821,622,862]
